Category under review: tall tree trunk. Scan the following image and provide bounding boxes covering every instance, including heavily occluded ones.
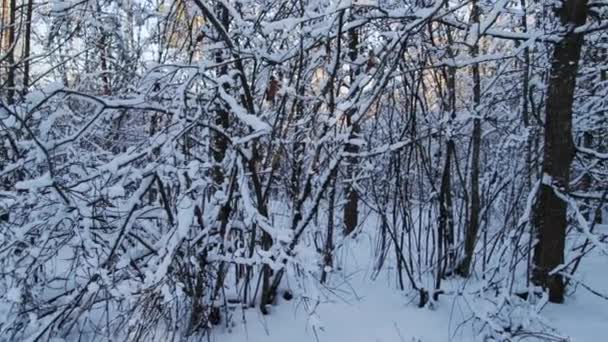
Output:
[520,0,534,191]
[96,1,111,95]
[211,3,230,186]
[321,171,337,283]
[21,0,33,95]
[4,0,16,104]
[436,61,456,294]
[457,0,482,277]
[436,139,454,294]
[532,0,588,303]
[0,0,6,52]
[343,25,360,235]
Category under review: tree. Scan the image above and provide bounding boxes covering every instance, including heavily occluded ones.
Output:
[457,0,482,278]
[532,0,589,303]
[1,0,607,340]
[343,18,361,236]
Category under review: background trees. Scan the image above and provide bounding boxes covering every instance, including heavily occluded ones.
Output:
[0,0,606,340]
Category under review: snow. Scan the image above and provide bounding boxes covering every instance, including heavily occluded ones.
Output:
[214,234,459,342]
[107,184,125,198]
[202,221,608,342]
[14,173,53,190]
[5,288,21,304]
[219,87,271,133]
[2,0,608,341]
[544,251,608,342]
[147,196,195,285]
[51,0,73,13]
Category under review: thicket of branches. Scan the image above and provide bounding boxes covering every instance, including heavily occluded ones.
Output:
[1,0,606,340]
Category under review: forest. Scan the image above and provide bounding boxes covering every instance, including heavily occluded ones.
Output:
[0,0,607,341]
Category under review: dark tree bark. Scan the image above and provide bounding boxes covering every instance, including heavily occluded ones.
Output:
[321,171,337,284]
[532,0,589,303]
[437,140,454,287]
[21,0,33,95]
[343,25,360,235]
[3,0,16,104]
[457,0,482,277]
[211,3,230,187]
[436,61,456,294]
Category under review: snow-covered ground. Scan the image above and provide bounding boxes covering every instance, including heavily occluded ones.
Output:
[211,227,608,342]
[544,241,608,341]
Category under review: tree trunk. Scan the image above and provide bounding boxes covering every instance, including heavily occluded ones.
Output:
[21,0,33,95]
[212,3,230,186]
[4,0,16,104]
[343,26,360,235]
[321,171,337,283]
[436,139,454,296]
[458,0,482,277]
[532,0,588,303]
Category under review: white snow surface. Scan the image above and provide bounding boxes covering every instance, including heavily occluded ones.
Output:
[205,228,608,342]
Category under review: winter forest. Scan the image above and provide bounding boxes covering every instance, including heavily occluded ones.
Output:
[0,0,607,341]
